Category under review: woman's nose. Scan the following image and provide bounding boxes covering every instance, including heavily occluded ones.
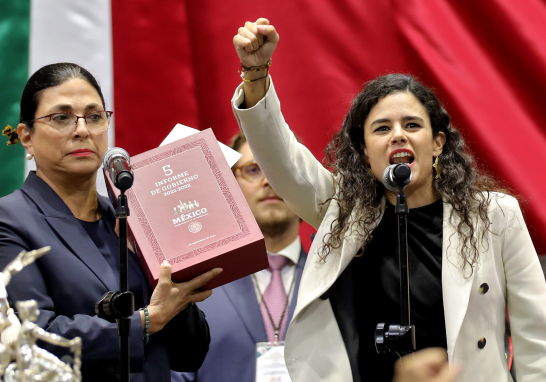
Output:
[72,118,90,138]
[390,124,406,144]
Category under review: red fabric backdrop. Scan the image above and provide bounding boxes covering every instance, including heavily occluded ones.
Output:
[112,0,546,254]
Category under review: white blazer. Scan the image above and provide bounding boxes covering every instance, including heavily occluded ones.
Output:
[231,79,546,382]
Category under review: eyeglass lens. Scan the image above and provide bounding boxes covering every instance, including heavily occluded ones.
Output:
[241,163,264,182]
[49,112,111,132]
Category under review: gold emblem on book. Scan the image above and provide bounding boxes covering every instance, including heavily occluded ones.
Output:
[173,200,200,216]
[188,221,202,233]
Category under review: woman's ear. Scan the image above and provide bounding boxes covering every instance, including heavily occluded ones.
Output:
[17,123,33,155]
[433,131,446,157]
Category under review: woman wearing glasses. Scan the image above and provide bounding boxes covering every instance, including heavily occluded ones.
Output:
[0,63,220,381]
[231,19,546,382]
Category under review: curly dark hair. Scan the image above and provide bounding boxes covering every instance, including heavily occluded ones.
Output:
[321,73,511,275]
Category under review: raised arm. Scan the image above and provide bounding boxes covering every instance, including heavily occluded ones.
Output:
[232,19,335,228]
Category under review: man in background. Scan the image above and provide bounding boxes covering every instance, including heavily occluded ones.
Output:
[172,132,306,382]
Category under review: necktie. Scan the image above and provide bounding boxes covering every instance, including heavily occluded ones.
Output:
[260,254,289,342]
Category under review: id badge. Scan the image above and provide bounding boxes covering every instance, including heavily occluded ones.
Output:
[255,341,292,382]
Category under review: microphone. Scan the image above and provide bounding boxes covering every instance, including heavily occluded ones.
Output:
[382,164,412,192]
[103,147,134,191]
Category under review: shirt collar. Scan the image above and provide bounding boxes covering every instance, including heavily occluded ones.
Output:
[267,236,301,265]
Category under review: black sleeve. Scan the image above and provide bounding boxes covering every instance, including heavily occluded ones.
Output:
[164,302,211,372]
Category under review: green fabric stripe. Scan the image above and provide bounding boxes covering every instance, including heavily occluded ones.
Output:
[0,0,30,197]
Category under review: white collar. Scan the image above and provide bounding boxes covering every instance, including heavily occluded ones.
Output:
[266,236,301,265]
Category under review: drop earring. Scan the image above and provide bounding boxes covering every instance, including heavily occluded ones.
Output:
[26,153,34,161]
[433,156,441,179]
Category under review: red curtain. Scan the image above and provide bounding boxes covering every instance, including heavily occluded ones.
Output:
[112,0,546,253]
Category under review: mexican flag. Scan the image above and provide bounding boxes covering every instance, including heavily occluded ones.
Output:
[2,0,546,254]
[0,0,201,197]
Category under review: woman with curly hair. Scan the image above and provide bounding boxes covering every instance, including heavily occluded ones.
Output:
[230,19,546,382]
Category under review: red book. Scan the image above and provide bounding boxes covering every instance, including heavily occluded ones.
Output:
[104,128,267,289]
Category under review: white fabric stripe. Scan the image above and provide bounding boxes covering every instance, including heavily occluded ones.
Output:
[26,0,113,195]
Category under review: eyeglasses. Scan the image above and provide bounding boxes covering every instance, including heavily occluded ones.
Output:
[233,161,264,183]
[28,111,113,134]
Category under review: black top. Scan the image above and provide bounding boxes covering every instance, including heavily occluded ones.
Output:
[352,199,446,382]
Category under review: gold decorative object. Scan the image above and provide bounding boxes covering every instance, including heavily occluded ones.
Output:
[2,126,19,146]
[433,156,442,180]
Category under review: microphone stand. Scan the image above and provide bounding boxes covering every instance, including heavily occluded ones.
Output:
[375,169,416,356]
[116,191,133,382]
[95,190,135,382]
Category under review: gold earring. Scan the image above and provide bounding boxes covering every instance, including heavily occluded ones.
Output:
[367,167,374,176]
[433,156,441,179]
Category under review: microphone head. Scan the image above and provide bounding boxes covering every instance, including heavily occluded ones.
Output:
[116,172,134,190]
[382,164,412,192]
[393,163,411,180]
[103,147,130,168]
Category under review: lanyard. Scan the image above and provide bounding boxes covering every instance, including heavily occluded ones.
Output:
[253,260,298,342]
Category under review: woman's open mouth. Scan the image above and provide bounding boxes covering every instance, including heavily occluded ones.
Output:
[389,150,415,166]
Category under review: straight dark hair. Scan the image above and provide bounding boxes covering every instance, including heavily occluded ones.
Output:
[20,63,105,128]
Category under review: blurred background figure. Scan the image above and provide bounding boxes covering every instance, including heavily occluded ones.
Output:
[172,132,306,382]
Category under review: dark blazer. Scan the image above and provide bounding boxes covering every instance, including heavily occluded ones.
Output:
[173,247,307,382]
[0,172,210,382]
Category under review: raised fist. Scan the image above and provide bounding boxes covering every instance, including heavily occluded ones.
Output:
[233,18,279,68]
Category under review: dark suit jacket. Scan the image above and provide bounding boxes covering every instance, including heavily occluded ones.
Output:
[173,247,307,382]
[0,172,210,381]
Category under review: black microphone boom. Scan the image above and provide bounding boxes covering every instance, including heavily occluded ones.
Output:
[99,147,135,382]
[103,147,134,191]
[382,163,412,192]
[376,162,416,355]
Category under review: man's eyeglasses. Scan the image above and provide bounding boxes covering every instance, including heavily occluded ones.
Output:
[233,161,264,183]
[28,111,113,134]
